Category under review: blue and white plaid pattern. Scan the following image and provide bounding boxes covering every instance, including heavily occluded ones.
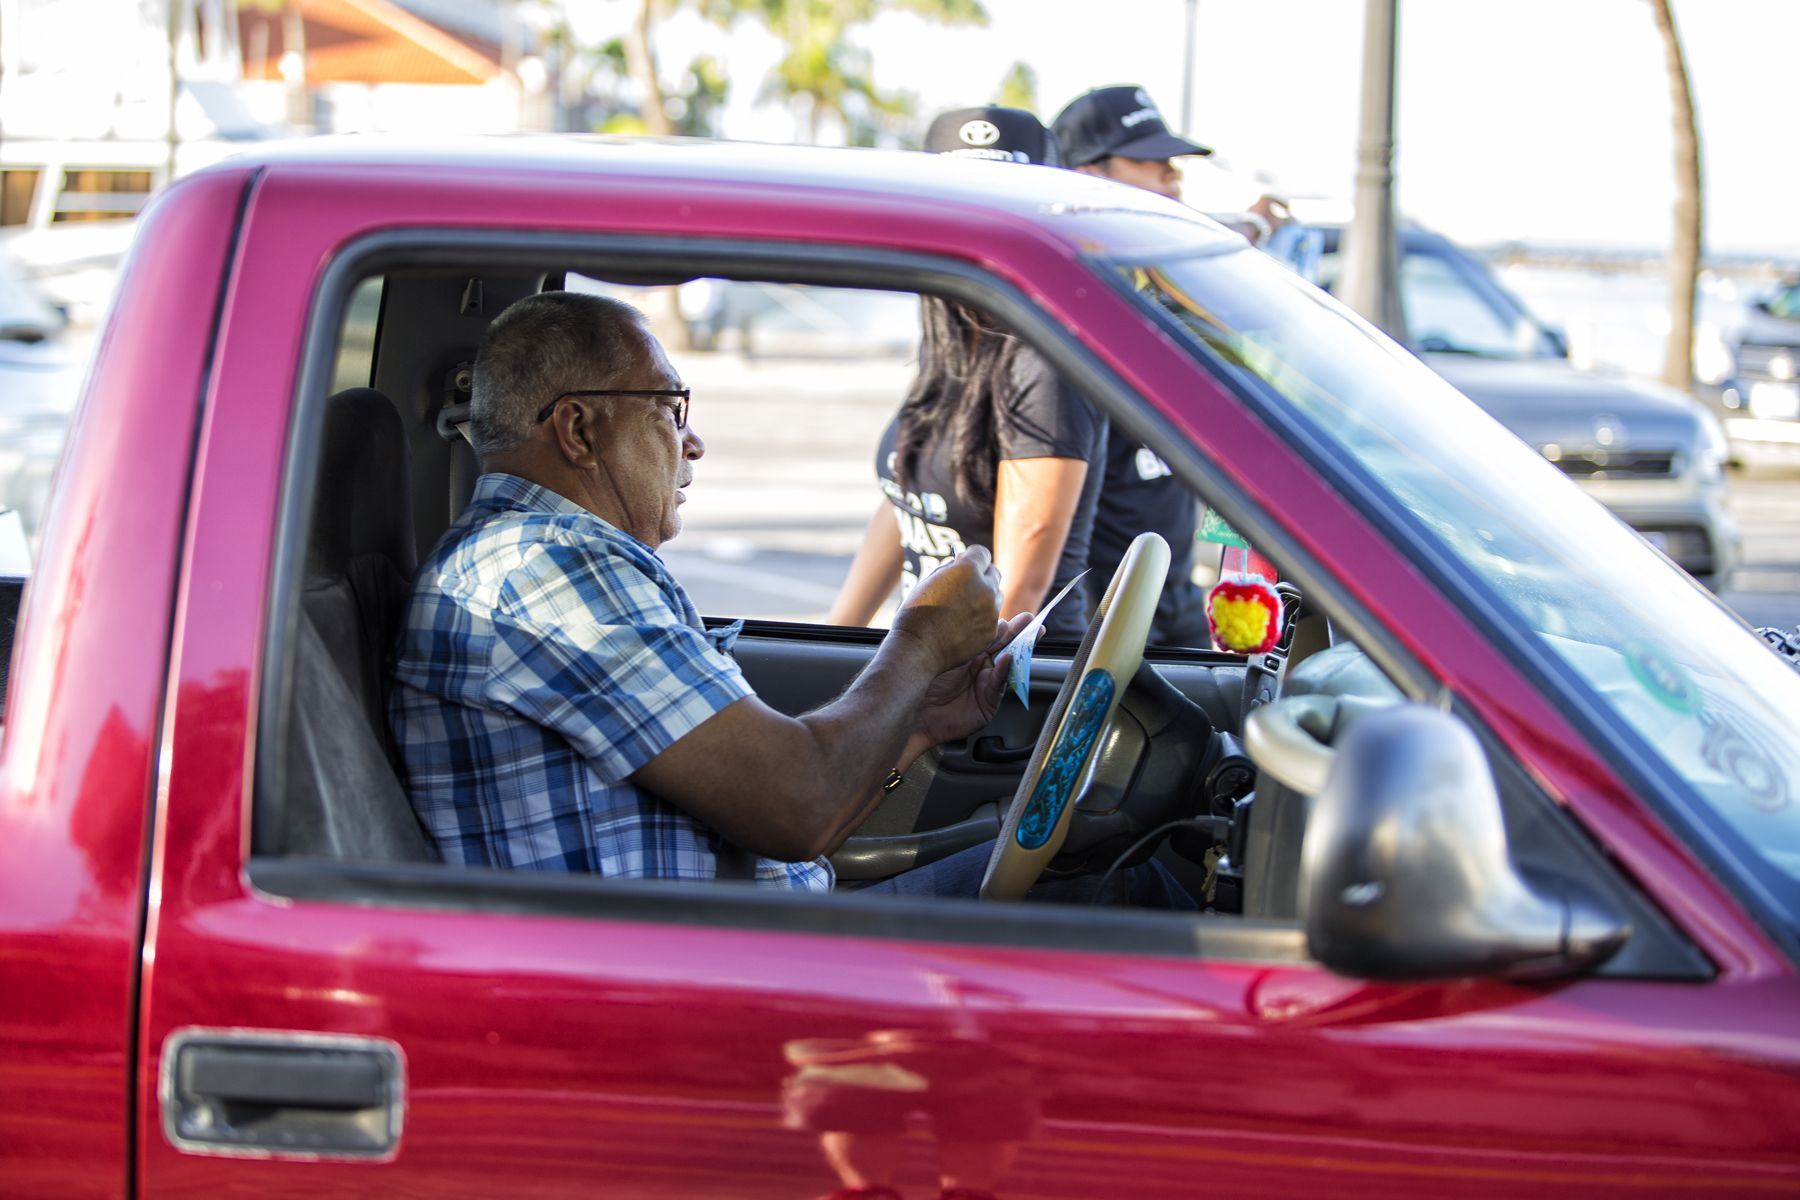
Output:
[390,473,834,891]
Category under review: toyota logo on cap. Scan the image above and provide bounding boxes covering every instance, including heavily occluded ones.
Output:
[959,119,1001,147]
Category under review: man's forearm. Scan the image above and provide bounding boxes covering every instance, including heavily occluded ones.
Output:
[792,629,939,855]
[637,547,1001,863]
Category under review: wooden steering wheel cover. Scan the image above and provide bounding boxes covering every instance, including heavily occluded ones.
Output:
[979,532,1171,901]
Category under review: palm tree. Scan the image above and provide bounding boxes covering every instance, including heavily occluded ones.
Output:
[621,0,749,137]
[1649,0,1703,392]
[749,0,988,144]
[997,61,1037,111]
[625,0,985,145]
[624,0,675,135]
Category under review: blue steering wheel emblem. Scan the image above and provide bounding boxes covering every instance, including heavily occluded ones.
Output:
[1015,669,1116,850]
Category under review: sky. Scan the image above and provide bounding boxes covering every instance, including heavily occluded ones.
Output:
[632,0,1800,257]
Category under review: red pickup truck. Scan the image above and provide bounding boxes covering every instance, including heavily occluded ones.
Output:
[2,139,1796,1199]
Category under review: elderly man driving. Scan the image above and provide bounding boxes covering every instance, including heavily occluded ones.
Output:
[390,289,1021,892]
[391,291,1188,906]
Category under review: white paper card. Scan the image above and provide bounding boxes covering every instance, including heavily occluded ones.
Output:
[1004,570,1089,708]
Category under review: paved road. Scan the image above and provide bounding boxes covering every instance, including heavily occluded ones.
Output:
[658,353,1800,637]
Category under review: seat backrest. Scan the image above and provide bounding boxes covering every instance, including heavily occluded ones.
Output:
[280,387,437,863]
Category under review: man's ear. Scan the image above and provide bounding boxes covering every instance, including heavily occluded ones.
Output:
[549,403,603,470]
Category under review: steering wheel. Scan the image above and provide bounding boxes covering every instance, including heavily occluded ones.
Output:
[979,532,1170,900]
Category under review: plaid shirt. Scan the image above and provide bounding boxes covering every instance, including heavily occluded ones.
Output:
[390,473,834,891]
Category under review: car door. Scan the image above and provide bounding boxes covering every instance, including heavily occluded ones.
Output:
[138,159,1798,1198]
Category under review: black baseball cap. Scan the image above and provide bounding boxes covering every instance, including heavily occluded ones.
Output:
[1051,86,1212,167]
[923,106,1061,167]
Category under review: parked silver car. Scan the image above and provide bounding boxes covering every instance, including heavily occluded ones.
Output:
[0,252,83,544]
[1268,224,1737,587]
[1700,277,1800,421]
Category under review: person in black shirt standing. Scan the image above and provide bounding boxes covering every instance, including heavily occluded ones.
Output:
[829,106,1107,641]
[1051,84,1220,646]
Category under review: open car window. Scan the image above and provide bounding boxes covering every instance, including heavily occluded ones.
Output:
[252,251,1299,961]
[246,238,1696,979]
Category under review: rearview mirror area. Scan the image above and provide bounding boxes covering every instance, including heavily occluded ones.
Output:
[1299,705,1630,983]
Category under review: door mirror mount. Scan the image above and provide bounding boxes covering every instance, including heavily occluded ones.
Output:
[1299,704,1628,983]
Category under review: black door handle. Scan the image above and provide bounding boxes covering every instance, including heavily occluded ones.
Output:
[970,735,1033,764]
[163,1030,403,1158]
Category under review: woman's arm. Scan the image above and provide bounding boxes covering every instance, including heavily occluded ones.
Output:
[826,501,905,626]
[992,457,1090,620]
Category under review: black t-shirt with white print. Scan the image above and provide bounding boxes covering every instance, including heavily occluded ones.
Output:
[1086,436,1208,647]
[875,348,1107,642]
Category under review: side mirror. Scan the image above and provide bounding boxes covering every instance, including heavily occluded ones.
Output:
[1299,704,1628,982]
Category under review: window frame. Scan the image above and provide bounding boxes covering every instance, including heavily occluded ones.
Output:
[251,225,1673,969]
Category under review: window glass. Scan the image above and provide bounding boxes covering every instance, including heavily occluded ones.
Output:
[0,169,39,227]
[1314,246,1538,359]
[50,169,151,224]
[277,267,1238,921]
[1116,247,1800,925]
[1398,252,1529,357]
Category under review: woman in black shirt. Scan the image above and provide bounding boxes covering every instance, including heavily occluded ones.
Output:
[828,107,1107,640]
[828,292,1107,640]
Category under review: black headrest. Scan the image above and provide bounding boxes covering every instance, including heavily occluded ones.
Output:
[306,388,416,583]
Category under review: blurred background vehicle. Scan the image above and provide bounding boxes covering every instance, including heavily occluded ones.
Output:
[1699,276,1800,421]
[0,252,84,547]
[1269,221,1738,588]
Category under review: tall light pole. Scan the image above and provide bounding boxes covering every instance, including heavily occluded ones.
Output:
[1336,0,1405,340]
[1180,0,1198,136]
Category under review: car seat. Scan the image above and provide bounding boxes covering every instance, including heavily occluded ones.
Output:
[277,387,437,862]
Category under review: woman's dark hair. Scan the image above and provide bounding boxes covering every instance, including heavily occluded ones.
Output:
[892,296,1020,511]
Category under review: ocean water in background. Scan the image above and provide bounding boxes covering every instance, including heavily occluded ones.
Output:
[1497,260,1756,383]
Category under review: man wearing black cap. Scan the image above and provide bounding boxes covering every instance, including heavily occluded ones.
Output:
[1052,84,1210,202]
[1053,85,1214,647]
[922,104,1061,166]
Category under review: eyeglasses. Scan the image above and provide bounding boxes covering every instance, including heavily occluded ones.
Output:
[536,387,690,429]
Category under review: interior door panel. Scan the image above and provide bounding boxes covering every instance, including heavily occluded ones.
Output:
[731,627,1248,847]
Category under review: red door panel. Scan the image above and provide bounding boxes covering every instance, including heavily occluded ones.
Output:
[140,890,1800,1196]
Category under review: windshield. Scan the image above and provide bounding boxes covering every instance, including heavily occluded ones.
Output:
[1118,247,1800,927]
[1395,252,1539,358]
[1275,226,1560,361]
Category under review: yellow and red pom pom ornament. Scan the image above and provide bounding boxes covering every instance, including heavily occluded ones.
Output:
[1207,576,1283,656]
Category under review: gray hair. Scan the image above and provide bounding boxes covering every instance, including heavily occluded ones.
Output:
[469,291,647,455]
